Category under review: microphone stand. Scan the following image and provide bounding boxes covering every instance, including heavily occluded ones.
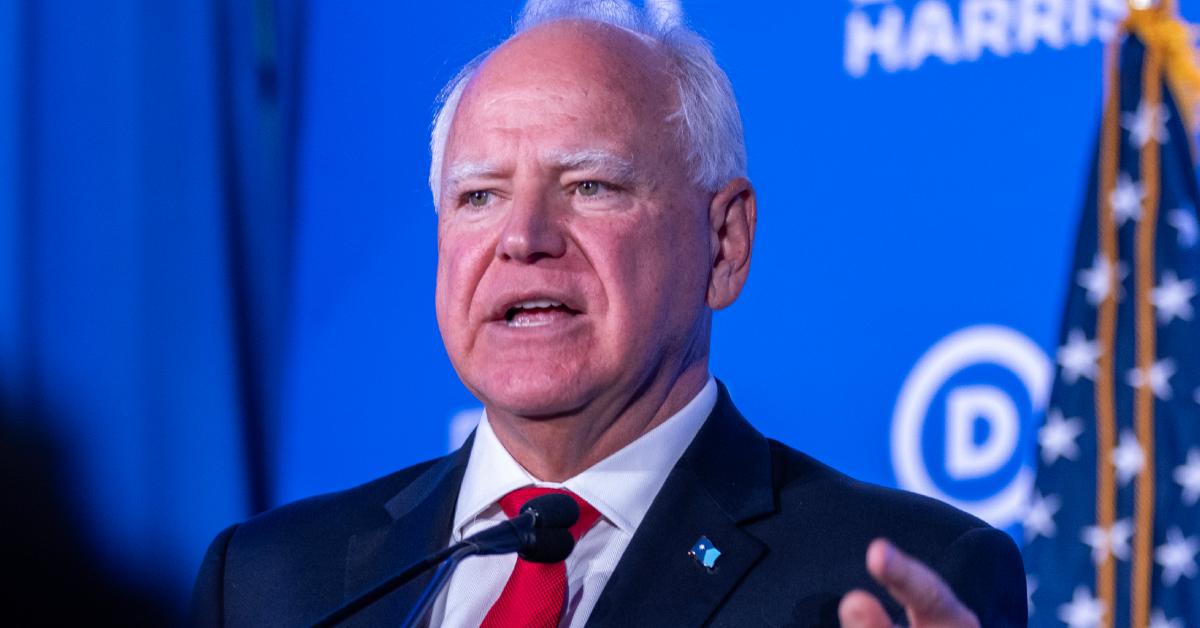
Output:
[310,518,532,627]
[399,515,540,628]
[311,495,576,627]
[309,542,476,628]
[399,543,479,628]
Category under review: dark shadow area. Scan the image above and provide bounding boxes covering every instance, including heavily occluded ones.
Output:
[0,407,177,627]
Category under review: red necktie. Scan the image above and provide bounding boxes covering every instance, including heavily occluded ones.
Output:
[479,487,601,628]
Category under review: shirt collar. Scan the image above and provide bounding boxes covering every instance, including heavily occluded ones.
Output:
[452,376,718,538]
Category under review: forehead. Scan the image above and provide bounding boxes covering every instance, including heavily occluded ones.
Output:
[445,21,678,161]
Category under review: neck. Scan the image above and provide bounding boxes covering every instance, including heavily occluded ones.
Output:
[485,360,710,482]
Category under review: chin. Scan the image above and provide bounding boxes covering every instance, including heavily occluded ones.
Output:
[469,362,597,419]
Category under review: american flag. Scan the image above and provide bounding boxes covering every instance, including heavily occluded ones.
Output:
[1024,6,1200,628]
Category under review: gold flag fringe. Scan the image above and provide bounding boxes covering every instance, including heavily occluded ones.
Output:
[1124,1,1200,131]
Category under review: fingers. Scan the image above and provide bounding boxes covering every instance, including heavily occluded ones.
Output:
[838,589,893,628]
[865,538,979,628]
[866,538,947,617]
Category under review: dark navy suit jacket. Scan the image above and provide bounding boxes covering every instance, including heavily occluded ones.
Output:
[190,384,1027,626]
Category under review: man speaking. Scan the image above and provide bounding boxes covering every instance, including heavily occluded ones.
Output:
[191,0,1026,625]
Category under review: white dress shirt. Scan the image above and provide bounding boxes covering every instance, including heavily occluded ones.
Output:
[430,376,718,628]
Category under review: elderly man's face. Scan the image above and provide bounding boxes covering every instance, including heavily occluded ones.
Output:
[435,22,714,418]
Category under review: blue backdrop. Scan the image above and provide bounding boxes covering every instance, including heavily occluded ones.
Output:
[4,0,1197,618]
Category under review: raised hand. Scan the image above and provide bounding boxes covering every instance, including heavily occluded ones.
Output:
[838,538,981,628]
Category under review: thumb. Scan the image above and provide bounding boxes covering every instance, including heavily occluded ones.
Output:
[839,589,894,628]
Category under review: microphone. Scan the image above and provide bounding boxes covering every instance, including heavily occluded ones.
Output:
[310,493,580,627]
[397,493,578,627]
[517,527,574,563]
[464,492,579,558]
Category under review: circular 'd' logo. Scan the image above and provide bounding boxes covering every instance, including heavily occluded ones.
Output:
[892,325,1051,528]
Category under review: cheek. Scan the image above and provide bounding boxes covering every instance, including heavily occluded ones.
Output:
[635,207,710,288]
[593,210,709,337]
[435,227,494,330]
[433,260,457,347]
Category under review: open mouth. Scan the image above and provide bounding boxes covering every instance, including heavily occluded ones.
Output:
[503,299,581,328]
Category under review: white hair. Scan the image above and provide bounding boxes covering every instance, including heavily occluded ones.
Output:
[427,0,747,206]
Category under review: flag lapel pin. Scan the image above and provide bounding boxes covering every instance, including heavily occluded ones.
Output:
[689,535,721,571]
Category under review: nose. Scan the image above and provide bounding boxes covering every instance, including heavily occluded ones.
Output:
[496,190,567,263]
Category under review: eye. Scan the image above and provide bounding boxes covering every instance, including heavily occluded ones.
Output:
[465,190,491,207]
[576,181,605,197]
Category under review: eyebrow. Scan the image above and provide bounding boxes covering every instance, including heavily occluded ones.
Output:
[441,149,639,192]
[442,161,504,192]
[547,149,637,184]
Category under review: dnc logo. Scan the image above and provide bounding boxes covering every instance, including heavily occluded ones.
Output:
[892,325,1052,528]
[844,0,1128,77]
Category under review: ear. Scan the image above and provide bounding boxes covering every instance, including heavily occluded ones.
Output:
[706,177,756,310]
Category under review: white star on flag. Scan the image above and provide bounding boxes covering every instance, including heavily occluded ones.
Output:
[1082,518,1133,564]
[1057,329,1101,384]
[1078,255,1127,305]
[1110,174,1146,226]
[1113,430,1146,486]
[1154,527,1199,586]
[1151,270,1196,324]
[1150,609,1184,628]
[1026,576,1037,616]
[1174,448,1200,506]
[1122,101,1171,148]
[1057,585,1105,628]
[1039,409,1084,464]
[1126,358,1177,401]
[1167,208,1198,247]
[1024,491,1060,542]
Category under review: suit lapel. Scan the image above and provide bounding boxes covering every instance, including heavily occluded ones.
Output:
[340,435,473,626]
[335,385,774,627]
[586,382,776,627]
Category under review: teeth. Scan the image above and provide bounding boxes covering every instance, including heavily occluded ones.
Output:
[504,299,570,327]
[515,300,562,309]
[509,317,549,328]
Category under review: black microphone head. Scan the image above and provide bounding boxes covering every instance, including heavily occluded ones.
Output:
[520,493,579,529]
[519,528,575,564]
